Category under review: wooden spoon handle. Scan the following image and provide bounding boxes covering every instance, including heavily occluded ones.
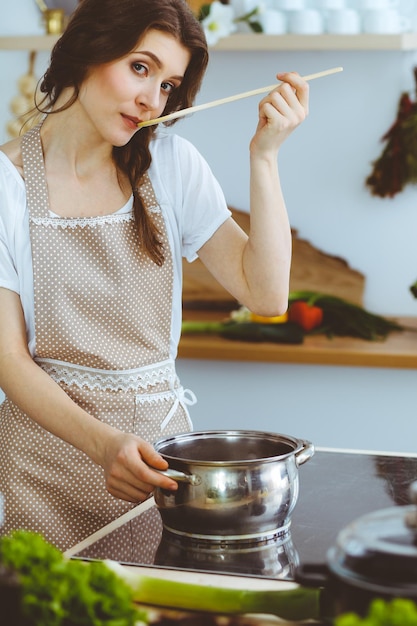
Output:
[137,66,343,128]
[63,496,155,558]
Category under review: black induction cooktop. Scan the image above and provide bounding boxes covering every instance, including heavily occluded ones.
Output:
[74,449,417,581]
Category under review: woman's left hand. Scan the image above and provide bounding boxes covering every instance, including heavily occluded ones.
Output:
[250,71,309,156]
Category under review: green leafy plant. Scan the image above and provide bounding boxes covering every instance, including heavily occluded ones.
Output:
[0,530,148,626]
[335,597,417,626]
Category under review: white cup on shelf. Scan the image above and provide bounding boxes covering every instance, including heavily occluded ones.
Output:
[288,8,324,33]
[359,0,398,8]
[326,8,361,34]
[258,9,288,34]
[274,0,305,11]
[362,9,410,33]
[315,0,346,9]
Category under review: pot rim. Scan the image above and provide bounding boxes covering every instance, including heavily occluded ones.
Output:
[154,429,310,466]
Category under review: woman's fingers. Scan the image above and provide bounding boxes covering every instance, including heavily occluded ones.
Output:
[276,71,310,111]
[252,71,309,151]
[259,72,308,125]
[270,80,307,121]
[103,434,178,502]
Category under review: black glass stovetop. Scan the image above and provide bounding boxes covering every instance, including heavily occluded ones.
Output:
[74,449,417,581]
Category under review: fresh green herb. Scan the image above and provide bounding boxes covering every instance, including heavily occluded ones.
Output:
[181,319,304,343]
[0,530,148,626]
[335,598,417,626]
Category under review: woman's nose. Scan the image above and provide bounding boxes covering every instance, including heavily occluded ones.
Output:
[137,81,161,112]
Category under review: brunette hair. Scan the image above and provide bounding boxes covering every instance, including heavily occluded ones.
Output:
[38,0,209,265]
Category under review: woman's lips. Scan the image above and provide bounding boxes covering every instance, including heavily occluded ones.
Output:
[122,114,141,129]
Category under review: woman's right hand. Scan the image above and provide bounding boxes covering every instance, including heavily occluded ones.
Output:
[100,430,179,503]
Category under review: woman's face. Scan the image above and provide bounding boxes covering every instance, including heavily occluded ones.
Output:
[78,29,191,146]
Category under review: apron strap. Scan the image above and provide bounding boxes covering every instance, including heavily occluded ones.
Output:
[160,387,197,431]
[21,122,50,220]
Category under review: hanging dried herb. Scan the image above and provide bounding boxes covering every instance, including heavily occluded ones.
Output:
[366,67,417,198]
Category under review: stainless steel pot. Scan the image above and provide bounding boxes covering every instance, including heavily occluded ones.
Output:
[153,430,314,540]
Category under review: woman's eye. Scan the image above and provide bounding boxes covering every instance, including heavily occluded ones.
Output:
[161,82,175,95]
[132,62,147,76]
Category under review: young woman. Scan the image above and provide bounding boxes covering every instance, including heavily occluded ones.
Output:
[0,0,309,553]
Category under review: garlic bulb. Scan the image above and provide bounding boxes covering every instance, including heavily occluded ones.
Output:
[10,95,32,118]
[18,74,38,98]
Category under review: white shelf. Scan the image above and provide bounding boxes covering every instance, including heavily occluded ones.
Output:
[213,32,417,51]
[0,35,59,50]
[1,33,417,52]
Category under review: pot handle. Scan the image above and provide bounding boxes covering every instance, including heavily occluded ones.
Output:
[156,468,202,486]
[295,440,315,467]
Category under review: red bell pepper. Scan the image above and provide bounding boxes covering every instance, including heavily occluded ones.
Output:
[288,300,323,332]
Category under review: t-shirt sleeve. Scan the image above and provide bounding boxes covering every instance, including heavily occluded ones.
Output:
[0,163,21,294]
[173,135,232,263]
[0,232,19,293]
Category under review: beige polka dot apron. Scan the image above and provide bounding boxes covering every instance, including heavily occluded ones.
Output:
[0,124,195,558]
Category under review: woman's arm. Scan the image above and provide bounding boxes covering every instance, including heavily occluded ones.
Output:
[0,287,177,502]
[197,71,309,317]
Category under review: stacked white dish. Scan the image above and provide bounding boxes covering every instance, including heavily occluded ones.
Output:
[229,0,413,35]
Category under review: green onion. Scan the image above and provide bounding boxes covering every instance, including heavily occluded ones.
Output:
[106,560,321,621]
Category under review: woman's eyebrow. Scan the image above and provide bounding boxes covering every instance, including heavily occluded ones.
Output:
[132,49,185,81]
[133,49,162,67]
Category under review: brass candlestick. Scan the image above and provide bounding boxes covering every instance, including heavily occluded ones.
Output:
[34,0,66,35]
[43,8,65,34]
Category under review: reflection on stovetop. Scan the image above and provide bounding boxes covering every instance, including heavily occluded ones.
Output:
[75,450,417,580]
[154,528,298,578]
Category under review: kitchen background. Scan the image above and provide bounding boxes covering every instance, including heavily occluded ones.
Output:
[1,0,417,453]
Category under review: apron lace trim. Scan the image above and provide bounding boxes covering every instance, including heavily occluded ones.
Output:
[30,213,136,229]
[35,357,178,392]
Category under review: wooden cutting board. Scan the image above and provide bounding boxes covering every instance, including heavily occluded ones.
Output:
[182,208,365,309]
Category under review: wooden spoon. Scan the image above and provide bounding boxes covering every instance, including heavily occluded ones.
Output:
[137,66,343,128]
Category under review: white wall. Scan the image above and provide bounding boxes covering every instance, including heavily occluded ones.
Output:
[176,359,417,454]
[1,2,417,453]
[174,46,417,455]
[177,47,417,317]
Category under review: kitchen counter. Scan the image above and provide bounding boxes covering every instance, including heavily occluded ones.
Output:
[69,448,417,622]
[179,312,417,369]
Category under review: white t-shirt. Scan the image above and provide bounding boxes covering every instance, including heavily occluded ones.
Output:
[0,130,231,361]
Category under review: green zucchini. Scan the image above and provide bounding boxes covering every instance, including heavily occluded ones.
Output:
[220,321,304,344]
